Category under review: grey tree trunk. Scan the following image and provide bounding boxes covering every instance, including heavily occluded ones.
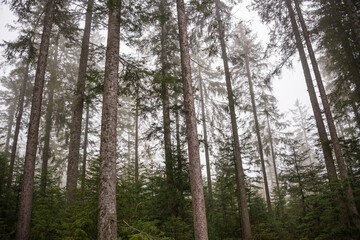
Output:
[245,53,272,214]
[214,0,251,238]
[66,0,94,203]
[40,33,59,194]
[15,1,56,239]
[294,0,360,229]
[81,104,90,191]
[97,3,120,239]
[266,114,280,199]
[198,67,212,199]
[176,0,208,238]
[5,105,15,153]
[285,0,338,184]
[159,0,174,205]
[7,60,30,189]
[134,86,139,185]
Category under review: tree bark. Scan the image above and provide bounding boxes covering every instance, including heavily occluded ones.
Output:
[159,0,174,204]
[245,53,272,214]
[134,86,139,185]
[81,104,90,191]
[176,0,208,239]
[266,114,280,194]
[198,67,212,200]
[40,33,59,194]
[15,1,56,239]
[97,3,120,239]
[285,0,338,184]
[7,60,30,189]
[294,0,360,229]
[5,104,15,154]
[214,1,251,238]
[66,0,94,203]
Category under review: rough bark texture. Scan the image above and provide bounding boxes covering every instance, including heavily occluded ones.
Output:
[294,0,360,229]
[81,104,90,191]
[40,33,59,194]
[7,60,30,189]
[285,0,338,183]
[176,0,209,239]
[66,0,94,203]
[245,54,272,214]
[97,3,120,240]
[15,1,56,239]
[198,67,212,199]
[214,0,251,238]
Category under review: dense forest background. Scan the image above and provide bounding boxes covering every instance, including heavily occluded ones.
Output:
[0,0,360,239]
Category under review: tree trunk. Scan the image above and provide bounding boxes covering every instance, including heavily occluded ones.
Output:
[176,0,208,239]
[214,0,251,238]
[266,114,280,194]
[134,86,139,185]
[7,60,30,189]
[294,0,360,229]
[245,53,272,214]
[5,104,15,154]
[292,146,306,215]
[40,33,59,194]
[66,0,94,203]
[285,0,338,184]
[97,3,120,239]
[81,104,90,191]
[198,67,212,200]
[159,0,175,208]
[15,1,56,239]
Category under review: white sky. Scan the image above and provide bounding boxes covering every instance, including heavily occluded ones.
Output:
[0,1,311,114]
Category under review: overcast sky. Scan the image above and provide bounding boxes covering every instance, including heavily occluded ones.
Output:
[0,1,311,115]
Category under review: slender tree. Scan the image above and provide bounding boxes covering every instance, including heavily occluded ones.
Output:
[7,60,30,189]
[244,53,272,214]
[66,0,94,203]
[81,103,90,191]
[214,0,251,238]
[176,0,208,238]
[294,0,360,229]
[15,0,56,239]
[97,1,120,239]
[198,66,213,199]
[40,32,59,194]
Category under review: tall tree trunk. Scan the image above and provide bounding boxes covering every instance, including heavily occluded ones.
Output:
[134,86,139,185]
[285,0,338,183]
[7,60,30,189]
[245,53,272,214]
[15,1,56,239]
[343,0,360,46]
[5,104,15,153]
[292,146,306,215]
[159,0,175,209]
[266,114,280,194]
[176,0,208,239]
[66,0,94,203]
[81,104,90,191]
[198,67,212,199]
[40,33,59,194]
[214,1,251,238]
[97,3,120,239]
[294,0,360,229]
